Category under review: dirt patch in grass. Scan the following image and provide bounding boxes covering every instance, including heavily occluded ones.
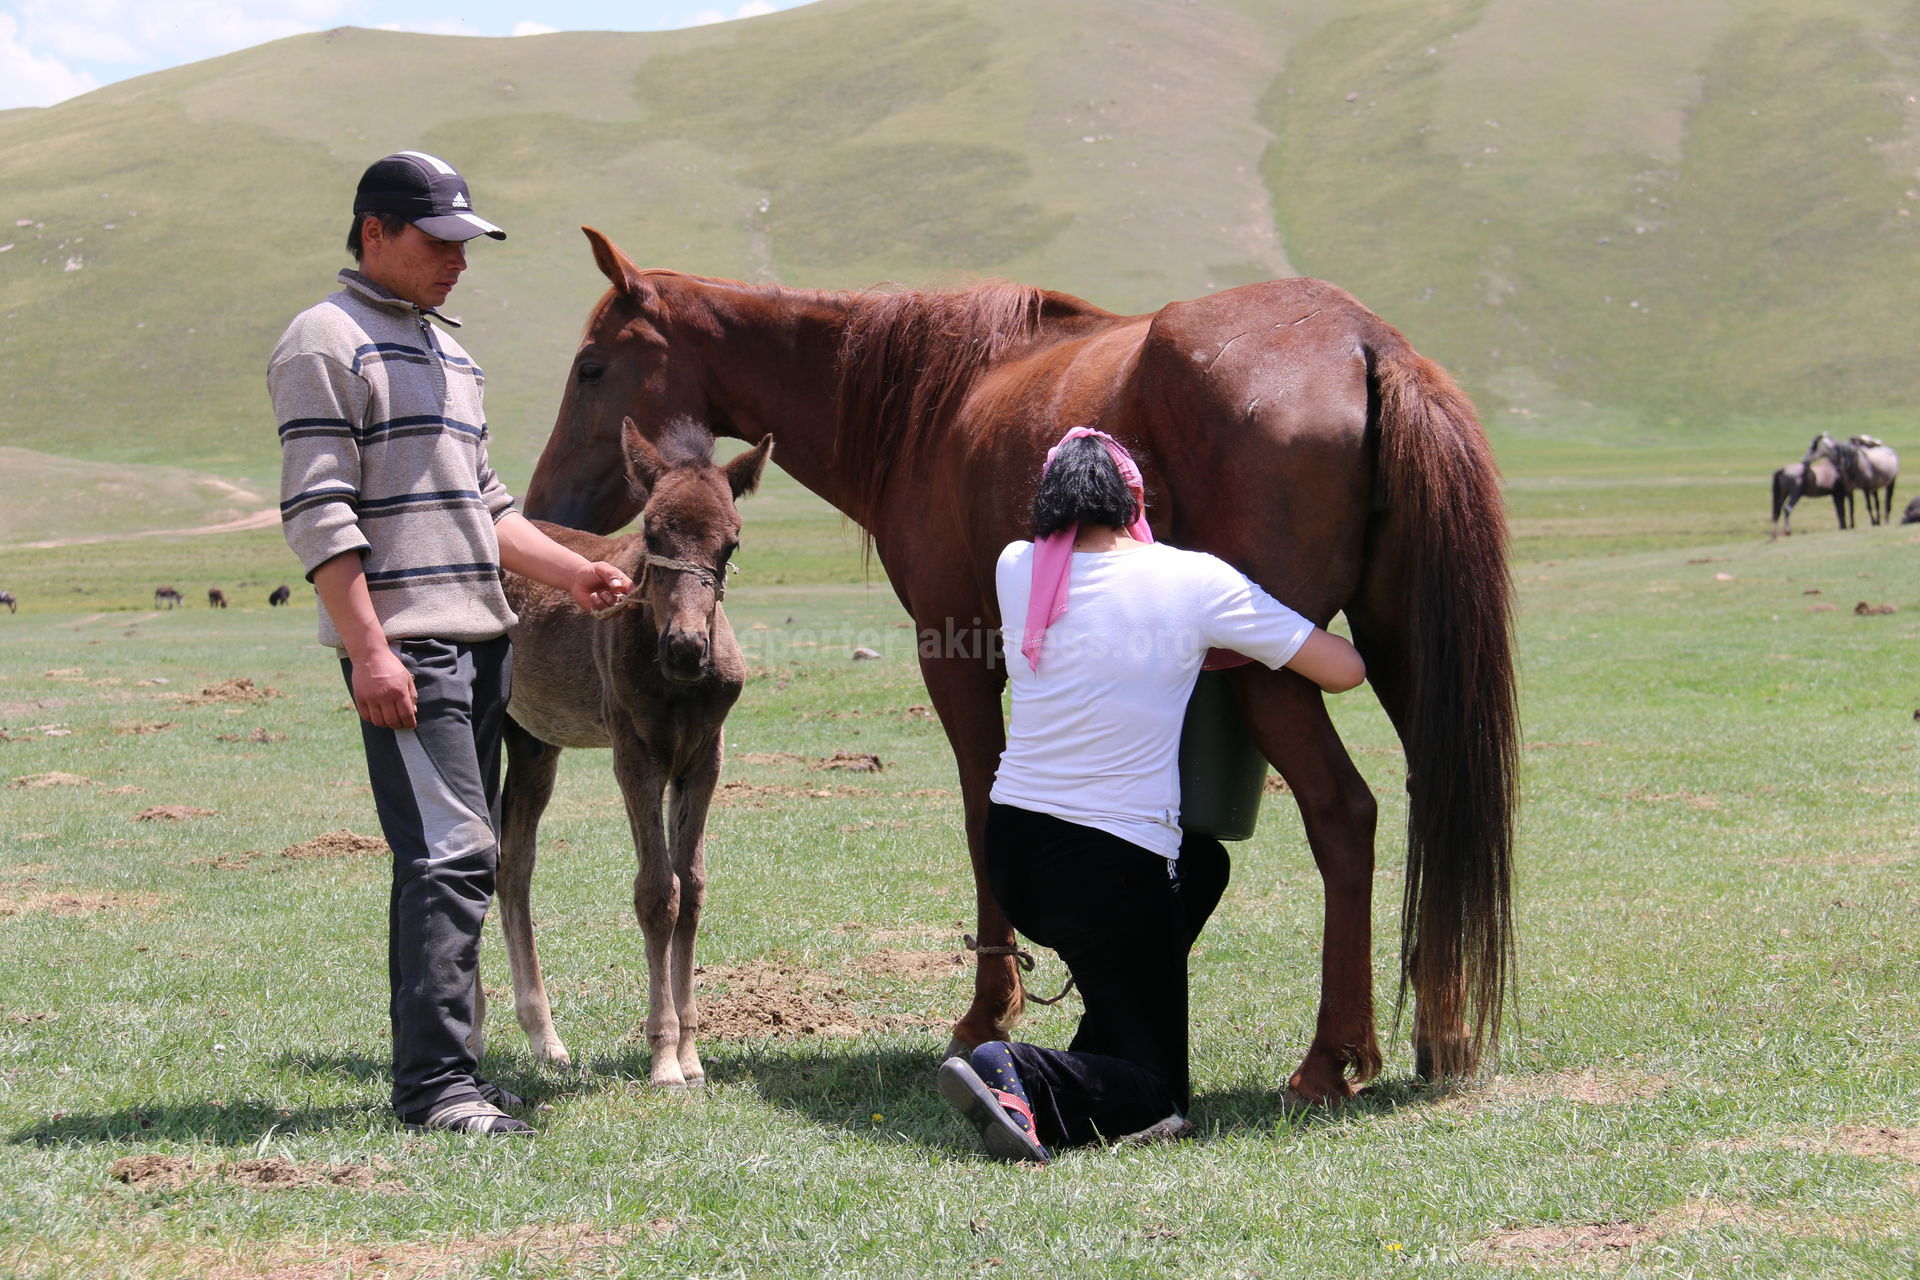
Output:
[814,750,883,772]
[8,771,90,788]
[109,1153,408,1195]
[849,947,966,980]
[694,960,943,1039]
[1620,787,1719,810]
[0,889,167,918]
[280,830,387,860]
[1493,1069,1670,1106]
[217,728,287,744]
[1829,1125,1920,1161]
[732,750,884,772]
[174,677,284,706]
[167,1223,623,1280]
[712,781,876,808]
[116,721,176,735]
[732,751,809,766]
[1476,1218,1657,1265]
[133,806,220,821]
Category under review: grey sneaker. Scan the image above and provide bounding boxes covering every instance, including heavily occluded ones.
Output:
[404,1098,533,1135]
[936,1057,1049,1164]
[1112,1113,1196,1145]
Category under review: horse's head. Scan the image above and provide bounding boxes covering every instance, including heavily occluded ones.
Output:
[622,416,772,683]
[525,229,719,531]
[1803,431,1838,463]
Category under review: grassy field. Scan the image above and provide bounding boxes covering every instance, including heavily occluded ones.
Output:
[0,451,1914,1278]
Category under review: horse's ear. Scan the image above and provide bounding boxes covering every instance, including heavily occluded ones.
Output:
[621,416,666,494]
[724,436,774,500]
[583,226,652,303]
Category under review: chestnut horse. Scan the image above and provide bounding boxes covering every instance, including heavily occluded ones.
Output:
[494,418,771,1086]
[524,229,1517,1103]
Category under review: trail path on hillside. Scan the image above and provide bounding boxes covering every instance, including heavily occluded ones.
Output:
[14,507,280,550]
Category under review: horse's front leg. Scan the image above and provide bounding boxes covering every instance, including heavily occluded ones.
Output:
[663,735,723,1087]
[611,733,685,1087]
[496,719,572,1065]
[1233,665,1383,1106]
[915,648,1019,1052]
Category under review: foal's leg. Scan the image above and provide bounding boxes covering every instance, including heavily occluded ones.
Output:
[1232,665,1383,1106]
[611,734,685,1087]
[496,721,573,1065]
[664,736,723,1086]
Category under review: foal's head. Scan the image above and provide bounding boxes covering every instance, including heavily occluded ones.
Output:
[621,416,772,682]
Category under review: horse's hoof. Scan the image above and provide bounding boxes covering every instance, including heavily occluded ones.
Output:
[944,1034,978,1061]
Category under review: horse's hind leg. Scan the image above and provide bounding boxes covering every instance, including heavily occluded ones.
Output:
[1231,665,1383,1105]
[497,719,573,1065]
[664,739,723,1086]
[612,735,685,1087]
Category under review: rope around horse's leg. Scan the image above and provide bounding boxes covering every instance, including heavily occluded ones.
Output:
[964,934,1075,1006]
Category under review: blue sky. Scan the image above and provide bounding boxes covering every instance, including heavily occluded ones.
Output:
[0,0,819,109]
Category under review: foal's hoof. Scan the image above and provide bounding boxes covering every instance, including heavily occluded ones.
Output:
[943,1034,978,1061]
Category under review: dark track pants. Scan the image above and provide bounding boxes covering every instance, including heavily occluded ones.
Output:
[982,802,1228,1148]
[342,635,511,1120]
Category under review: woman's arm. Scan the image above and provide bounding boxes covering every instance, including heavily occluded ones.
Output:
[1285,628,1366,693]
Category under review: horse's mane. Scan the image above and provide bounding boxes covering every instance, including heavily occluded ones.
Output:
[833,282,1047,515]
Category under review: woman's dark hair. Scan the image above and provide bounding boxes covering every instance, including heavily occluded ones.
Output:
[1030,434,1139,537]
[346,211,411,262]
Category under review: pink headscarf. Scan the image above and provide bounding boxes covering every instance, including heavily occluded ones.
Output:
[1019,427,1154,673]
[1018,426,1251,674]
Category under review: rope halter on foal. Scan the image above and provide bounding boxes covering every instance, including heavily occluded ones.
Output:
[589,552,735,620]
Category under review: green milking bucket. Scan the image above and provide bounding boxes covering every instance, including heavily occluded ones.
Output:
[1177,669,1269,841]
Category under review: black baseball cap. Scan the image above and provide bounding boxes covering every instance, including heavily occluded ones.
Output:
[353,151,506,242]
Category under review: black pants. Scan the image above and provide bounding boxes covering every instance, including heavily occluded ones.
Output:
[982,802,1228,1148]
[342,635,511,1120]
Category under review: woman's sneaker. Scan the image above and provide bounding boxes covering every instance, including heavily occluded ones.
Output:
[937,1057,1049,1164]
[1113,1113,1196,1145]
[404,1098,533,1135]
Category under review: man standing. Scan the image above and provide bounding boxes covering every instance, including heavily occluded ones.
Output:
[270,151,629,1135]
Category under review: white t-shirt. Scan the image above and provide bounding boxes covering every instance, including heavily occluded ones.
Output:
[989,540,1315,860]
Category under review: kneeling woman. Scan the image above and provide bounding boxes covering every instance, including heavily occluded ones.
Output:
[938,428,1365,1162]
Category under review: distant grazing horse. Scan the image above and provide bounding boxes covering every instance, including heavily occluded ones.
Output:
[0,590,15,614]
[1804,432,1899,526]
[491,419,772,1086]
[520,229,1518,1101]
[1770,458,1847,535]
[207,588,228,609]
[268,585,292,607]
[154,586,183,609]
[1904,495,1920,524]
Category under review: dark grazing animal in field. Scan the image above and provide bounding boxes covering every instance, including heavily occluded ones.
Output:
[490,420,771,1085]
[268,584,292,607]
[0,590,15,614]
[1770,458,1847,535]
[1804,432,1899,526]
[1903,495,1920,525]
[154,586,183,609]
[520,228,1518,1100]
[207,588,228,609]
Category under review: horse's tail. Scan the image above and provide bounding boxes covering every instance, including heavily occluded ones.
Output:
[1771,468,1788,524]
[1350,339,1517,1077]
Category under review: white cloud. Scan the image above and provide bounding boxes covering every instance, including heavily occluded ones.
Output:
[511,21,558,36]
[375,17,483,36]
[0,12,101,108]
[16,0,341,68]
[685,2,775,26]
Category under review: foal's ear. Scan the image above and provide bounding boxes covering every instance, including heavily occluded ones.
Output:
[724,436,774,500]
[621,416,667,493]
[583,226,653,304]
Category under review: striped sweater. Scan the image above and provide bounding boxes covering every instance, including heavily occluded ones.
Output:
[270,270,518,649]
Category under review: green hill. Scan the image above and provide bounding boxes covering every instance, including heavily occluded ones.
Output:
[1,0,1915,542]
